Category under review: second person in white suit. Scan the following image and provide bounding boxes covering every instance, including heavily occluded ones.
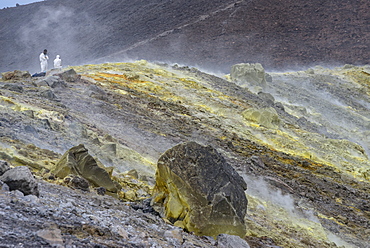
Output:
[54,55,62,69]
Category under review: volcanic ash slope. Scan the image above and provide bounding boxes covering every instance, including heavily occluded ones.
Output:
[0,61,369,247]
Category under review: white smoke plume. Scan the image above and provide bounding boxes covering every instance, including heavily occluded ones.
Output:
[16,5,107,72]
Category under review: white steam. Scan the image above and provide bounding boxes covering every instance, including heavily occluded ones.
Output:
[243,174,356,247]
[16,5,106,72]
[243,174,301,216]
[18,6,76,51]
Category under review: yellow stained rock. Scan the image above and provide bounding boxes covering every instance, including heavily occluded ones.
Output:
[242,107,281,129]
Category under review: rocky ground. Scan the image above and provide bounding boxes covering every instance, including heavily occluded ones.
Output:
[0,178,225,247]
[0,62,369,247]
[0,0,369,73]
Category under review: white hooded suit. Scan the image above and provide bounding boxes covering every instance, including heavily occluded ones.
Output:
[54,55,62,69]
[39,52,49,72]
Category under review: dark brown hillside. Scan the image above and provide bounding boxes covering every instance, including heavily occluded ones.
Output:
[0,0,237,72]
[0,0,369,73]
[120,0,370,71]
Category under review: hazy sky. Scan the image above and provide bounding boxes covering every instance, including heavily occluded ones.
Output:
[0,0,42,9]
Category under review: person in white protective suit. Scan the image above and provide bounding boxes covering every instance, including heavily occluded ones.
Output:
[54,55,62,69]
[39,49,49,72]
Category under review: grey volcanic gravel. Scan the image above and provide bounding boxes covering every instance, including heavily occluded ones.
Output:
[0,179,217,247]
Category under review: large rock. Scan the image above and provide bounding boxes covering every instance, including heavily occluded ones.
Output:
[230,63,267,89]
[151,141,248,238]
[0,166,39,196]
[57,69,80,82]
[41,75,67,88]
[51,144,119,193]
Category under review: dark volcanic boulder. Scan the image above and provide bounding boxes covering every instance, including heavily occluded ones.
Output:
[0,166,39,196]
[51,144,119,192]
[151,141,248,238]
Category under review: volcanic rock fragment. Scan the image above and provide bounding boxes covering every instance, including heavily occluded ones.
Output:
[151,141,248,238]
[57,69,80,82]
[64,174,90,191]
[0,160,10,175]
[0,180,9,192]
[36,226,64,247]
[242,107,281,129]
[41,75,67,88]
[1,70,31,80]
[0,166,39,196]
[217,233,251,248]
[51,144,119,192]
[230,63,267,89]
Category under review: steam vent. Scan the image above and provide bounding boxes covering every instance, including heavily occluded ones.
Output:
[0,61,369,247]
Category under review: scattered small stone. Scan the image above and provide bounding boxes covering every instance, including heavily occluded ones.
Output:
[24,194,39,204]
[217,234,250,248]
[64,174,90,192]
[96,187,106,196]
[130,198,160,216]
[111,225,129,239]
[42,172,56,181]
[0,166,39,196]
[36,226,64,247]
[0,160,10,176]
[164,228,184,245]
[126,169,139,179]
[0,180,10,192]
[124,190,137,201]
